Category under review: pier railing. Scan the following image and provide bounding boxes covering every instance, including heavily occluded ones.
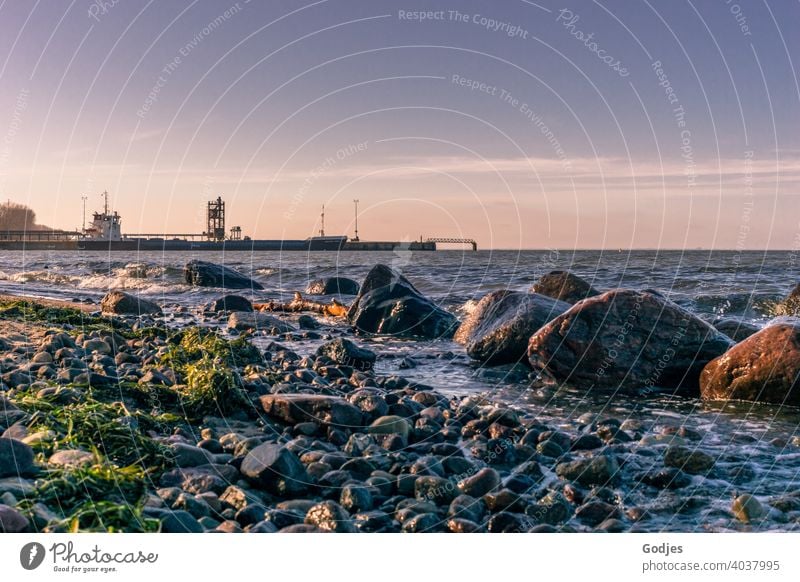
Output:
[425,237,478,251]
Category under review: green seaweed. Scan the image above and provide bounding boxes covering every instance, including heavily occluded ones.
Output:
[159,327,262,419]
[0,299,103,326]
[14,388,174,470]
[17,464,160,533]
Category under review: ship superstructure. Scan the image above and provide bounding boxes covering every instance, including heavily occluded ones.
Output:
[83,191,122,241]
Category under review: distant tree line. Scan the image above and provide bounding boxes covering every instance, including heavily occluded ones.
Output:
[0,202,52,231]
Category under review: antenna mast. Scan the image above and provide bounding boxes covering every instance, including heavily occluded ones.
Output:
[353,199,360,241]
[102,191,109,215]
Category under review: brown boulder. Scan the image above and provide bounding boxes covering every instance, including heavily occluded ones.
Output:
[530,271,600,304]
[100,291,162,316]
[455,291,569,364]
[700,319,800,406]
[528,289,733,394]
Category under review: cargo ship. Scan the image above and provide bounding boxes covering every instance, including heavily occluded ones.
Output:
[0,195,450,252]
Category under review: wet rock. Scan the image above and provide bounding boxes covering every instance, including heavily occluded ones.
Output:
[170,443,216,468]
[298,315,320,330]
[305,500,356,532]
[260,394,363,428]
[184,260,264,290]
[664,446,714,475]
[596,518,627,532]
[160,465,238,494]
[528,290,733,395]
[448,495,487,523]
[487,512,528,533]
[637,467,692,489]
[414,476,456,505]
[0,438,35,478]
[368,415,411,440]
[100,291,162,316]
[575,501,621,527]
[0,504,30,532]
[530,270,600,304]
[306,277,360,296]
[732,494,766,523]
[402,512,441,532]
[139,369,173,387]
[206,295,253,313]
[228,312,296,333]
[712,317,760,342]
[536,439,565,458]
[48,449,94,468]
[457,467,500,498]
[484,489,527,513]
[555,455,619,487]
[777,283,800,315]
[354,510,394,532]
[316,338,376,371]
[340,483,374,512]
[454,290,570,364]
[240,442,309,495]
[160,510,204,533]
[700,320,800,406]
[447,517,481,533]
[572,434,604,451]
[348,264,459,339]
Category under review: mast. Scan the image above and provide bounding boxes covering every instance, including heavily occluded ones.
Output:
[319,205,326,237]
[353,199,360,241]
[102,191,109,215]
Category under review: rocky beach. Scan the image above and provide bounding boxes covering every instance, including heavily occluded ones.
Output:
[1,252,800,533]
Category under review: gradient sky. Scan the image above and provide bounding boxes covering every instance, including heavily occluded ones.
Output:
[0,0,798,249]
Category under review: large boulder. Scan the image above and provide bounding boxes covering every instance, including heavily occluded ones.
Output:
[184,260,263,290]
[455,291,570,364]
[527,289,733,395]
[530,271,600,304]
[348,264,458,339]
[260,394,363,428]
[206,295,253,313]
[100,291,162,316]
[316,338,376,370]
[700,319,800,406]
[306,277,360,296]
[240,442,308,495]
[228,312,295,333]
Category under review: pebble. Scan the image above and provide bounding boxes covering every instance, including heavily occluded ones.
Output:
[732,494,766,523]
[664,446,715,475]
[457,467,500,498]
[0,437,35,478]
[556,456,619,487]
[305,500,356,533]
[0,503,30,532]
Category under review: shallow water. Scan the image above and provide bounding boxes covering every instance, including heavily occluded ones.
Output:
[2,249,799,531]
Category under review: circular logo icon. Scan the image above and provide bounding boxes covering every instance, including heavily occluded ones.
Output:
[20,542,46,570]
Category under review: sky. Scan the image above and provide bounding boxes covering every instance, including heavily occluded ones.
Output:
[0,0,798,249]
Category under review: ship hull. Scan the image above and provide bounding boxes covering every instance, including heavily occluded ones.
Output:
[0,238,436,251]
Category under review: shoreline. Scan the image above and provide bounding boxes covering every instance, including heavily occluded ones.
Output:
[0,292,96,313]
[1,268,799,534]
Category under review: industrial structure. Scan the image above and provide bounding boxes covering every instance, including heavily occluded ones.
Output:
[0,194,477,251]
